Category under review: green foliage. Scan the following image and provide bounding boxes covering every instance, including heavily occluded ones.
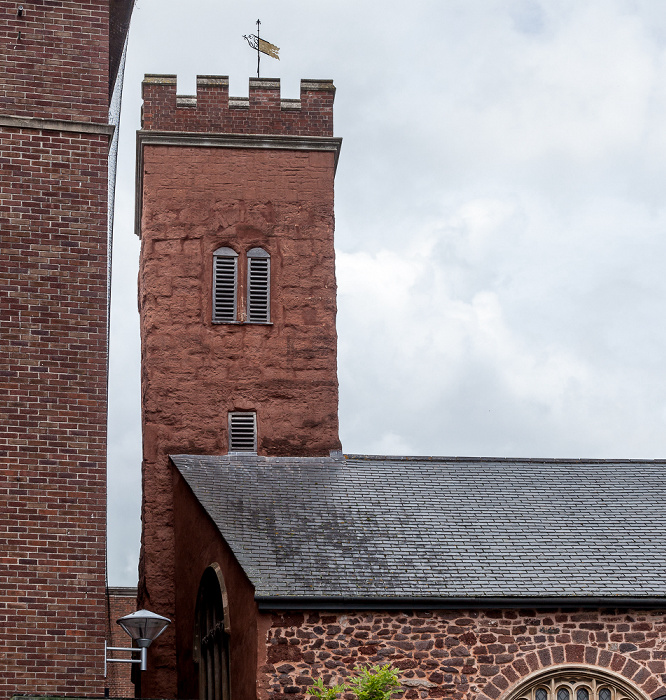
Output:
[347,664,401,700]
[309,676,347,700]
[309,664,400,700]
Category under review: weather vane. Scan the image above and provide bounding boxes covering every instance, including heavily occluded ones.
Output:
[243,19,280,78]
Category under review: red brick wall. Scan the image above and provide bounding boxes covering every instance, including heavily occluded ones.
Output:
[141,76,334,136]
[106,588,139,698]
[0,123,109,697]
[0,1,109,122]
[0,1,111,695]
[261,609,666,700]
[137,76,340,697]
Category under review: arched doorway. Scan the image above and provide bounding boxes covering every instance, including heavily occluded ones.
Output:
[193,564,231,700]
[505,665,648,700]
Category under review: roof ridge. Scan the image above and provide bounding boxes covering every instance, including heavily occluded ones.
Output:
[343,453,666,464]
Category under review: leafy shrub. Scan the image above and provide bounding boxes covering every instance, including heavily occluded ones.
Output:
[309,664,400,700]
[309,677,347,700]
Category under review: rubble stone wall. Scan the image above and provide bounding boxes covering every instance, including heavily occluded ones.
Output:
[261,608,666,700]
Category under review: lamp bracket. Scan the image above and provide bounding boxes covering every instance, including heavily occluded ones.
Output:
[104,640,148,676]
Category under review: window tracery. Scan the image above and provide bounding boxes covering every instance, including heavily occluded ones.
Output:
[508,667,645,700]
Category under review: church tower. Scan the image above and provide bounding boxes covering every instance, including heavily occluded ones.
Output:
[136,75,342,695]
[0,1,133,695]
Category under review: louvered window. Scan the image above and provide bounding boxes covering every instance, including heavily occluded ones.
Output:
[246,248,270,323]
[212,247,238,323]
[228,412,257,453]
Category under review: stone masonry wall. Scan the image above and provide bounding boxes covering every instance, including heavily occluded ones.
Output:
[139,145,340,458]
[138,94,340,696]
[141,76,335,136]
[261,609,666,700]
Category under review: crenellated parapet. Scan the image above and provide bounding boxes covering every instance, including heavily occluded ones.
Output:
[141,75,335,136]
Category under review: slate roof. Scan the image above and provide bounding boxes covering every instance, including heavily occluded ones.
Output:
[171,453,666,603]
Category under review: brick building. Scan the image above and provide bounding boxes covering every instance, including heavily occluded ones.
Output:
[0,0,133,696]
[106,587,140,697]
[135,73,666,700]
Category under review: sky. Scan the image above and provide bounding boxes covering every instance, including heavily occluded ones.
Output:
[107,0,666,585]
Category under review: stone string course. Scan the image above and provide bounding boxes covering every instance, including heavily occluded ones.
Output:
[262,609,666,700]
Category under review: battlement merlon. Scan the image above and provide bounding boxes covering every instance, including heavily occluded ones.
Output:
[141,75,336,137]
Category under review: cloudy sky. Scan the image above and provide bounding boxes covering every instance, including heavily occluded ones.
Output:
[107,0,666,585]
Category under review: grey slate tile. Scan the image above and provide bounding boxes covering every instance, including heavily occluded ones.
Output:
[171,453,666,599]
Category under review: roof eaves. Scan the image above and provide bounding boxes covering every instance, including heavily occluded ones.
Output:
[255,595,666,612]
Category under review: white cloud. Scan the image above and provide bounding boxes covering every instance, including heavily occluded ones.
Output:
[337,186,666,458]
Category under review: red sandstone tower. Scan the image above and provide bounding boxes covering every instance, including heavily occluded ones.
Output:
[137,75,342,696]
[0,1,132,695]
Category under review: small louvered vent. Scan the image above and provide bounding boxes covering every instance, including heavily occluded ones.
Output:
[228,412,257,453]
[212,247,238,322]
[247,248,270,323]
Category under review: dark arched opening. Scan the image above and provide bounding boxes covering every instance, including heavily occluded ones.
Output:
[193,564,231,700]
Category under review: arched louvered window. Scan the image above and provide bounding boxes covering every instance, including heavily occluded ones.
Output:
[507,667,646,700]
[246,248,270,323]
[212,247,238,323]
[194,565,230,700]
[228,411,257,453]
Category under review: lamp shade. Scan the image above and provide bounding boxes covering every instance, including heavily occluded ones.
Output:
[117,609,171,642]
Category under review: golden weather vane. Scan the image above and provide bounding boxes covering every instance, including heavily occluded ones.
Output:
[243,19,280,78]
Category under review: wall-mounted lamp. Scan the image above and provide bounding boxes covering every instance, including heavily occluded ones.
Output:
[17,6,23,17]
[105,609,171,676]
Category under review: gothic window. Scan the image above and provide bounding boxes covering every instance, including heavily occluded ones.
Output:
[508,667,645,700]
[246,248,270,323]
[212,247,238,323]
[194,565,230,700]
